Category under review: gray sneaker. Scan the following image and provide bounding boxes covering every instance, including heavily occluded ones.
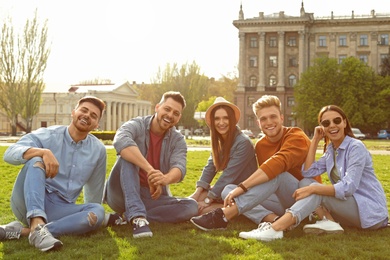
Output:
[28,224,63,252]
[0,221,23,240]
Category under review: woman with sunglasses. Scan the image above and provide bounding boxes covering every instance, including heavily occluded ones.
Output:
[237,105,388,241]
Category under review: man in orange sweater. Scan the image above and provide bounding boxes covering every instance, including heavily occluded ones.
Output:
[191,95,321,230]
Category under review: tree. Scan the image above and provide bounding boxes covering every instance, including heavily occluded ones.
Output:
[0,11,50,135]
[142,61,210,128]
[294,57,388,135]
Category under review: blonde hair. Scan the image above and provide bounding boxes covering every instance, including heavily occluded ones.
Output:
[252,95,282,116]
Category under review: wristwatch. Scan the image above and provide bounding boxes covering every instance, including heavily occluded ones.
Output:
[204,197,211,204]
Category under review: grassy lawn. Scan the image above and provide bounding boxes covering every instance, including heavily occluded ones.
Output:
[0,146,390,259]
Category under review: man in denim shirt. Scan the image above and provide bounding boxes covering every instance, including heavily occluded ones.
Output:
[1,96,106,251]
[104,91,198,238]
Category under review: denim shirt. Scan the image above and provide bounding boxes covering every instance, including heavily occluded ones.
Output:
[3,125,107,204]
[113,115,187,195]
[302,135,388,228]
[196,128,258,200]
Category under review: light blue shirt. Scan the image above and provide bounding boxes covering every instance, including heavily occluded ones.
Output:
[303,135,388,228]
[3,125,107,204]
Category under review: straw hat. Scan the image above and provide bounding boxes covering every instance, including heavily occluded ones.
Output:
[205,97,241,127]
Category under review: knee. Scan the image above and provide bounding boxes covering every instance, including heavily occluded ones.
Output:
[298,178,316,188]
[87,204,105,227]
[221,184,237,199]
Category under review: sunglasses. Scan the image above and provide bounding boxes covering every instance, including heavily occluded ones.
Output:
[320,117,342,127]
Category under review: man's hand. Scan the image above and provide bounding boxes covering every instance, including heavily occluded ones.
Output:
[150,184,162,200]
[147,169,167,186]
[41,149,59,178]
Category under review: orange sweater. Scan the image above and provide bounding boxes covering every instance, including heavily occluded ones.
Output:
[255,127,321,183]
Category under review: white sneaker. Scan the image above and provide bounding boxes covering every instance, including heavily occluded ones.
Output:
[303,217,344,234]
[239,222,283,241]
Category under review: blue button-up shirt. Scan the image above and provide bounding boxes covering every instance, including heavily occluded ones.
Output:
[3,125,107,204]
[302,135,388,228]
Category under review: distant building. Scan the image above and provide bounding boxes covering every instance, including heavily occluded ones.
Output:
[0,81,151,133]
[233,2,390,134]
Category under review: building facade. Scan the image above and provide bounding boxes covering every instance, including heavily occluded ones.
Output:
[234,3,390,134]
[0,81,151,133]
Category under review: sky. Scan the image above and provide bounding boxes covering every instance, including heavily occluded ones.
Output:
[0,0,388,91]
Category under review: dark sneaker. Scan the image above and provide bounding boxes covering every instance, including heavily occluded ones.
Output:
[0,221,23,240]
[132,218,153,239]
[190,208,228,231]
[103,213,127,227]
[28,224,63,252]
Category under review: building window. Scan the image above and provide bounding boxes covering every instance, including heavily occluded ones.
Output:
[287,97,295,107]
[289,57,297,67]
[339,35,347,46]
[41,121,47,127]
[249,76,257,87]
[288,37,296,47]
[287,116,296,127]
[269,36,277,47]
[288,75,297,87]
[380,53,389,61]
[247,96,256,107]
[247,115,255,128]
[359,55,368,63]
[318,36,327,47]
[269,56,277,67]
[379,34,389,45]
[250,37,258,48]
[338,55,347,64]
[269,75,277,86]
[249,56,258,67]
[359,34,368,46]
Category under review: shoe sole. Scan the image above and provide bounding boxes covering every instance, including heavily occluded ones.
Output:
[303,228,344,234]
[40,241,63,252]
[190,219,227,231]
[133,232,153,239]
[239,233,281,241]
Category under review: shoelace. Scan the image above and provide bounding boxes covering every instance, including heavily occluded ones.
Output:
[37,225,50,238]
[133,218,149,228]
[5,230,20,239]
[249,222,272,233]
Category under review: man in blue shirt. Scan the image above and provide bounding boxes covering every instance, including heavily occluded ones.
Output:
[1,96,107,252]
[104,91,198,238]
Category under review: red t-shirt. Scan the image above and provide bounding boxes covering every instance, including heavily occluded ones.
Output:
[139,131,163,187]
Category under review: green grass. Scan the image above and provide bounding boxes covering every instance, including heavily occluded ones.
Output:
[1,146,390,259]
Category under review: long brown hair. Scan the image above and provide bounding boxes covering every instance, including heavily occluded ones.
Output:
[318,105,355,152]
[209,105,237,171]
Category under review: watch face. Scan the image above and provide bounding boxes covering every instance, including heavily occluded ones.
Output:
[204,197,210,204]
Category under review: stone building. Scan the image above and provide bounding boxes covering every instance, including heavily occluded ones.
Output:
[0,81,151,133]
[233,3,390,134]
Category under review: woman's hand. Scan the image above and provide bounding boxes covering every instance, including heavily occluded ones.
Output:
[224,187,243,208]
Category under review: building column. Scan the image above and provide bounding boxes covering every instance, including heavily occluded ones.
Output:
[106,101,112,130]
[371,31,379,72]
[257,31,266,91]
[277,31,285,91]
[118,102,122,127]
[237,32,246,91]
[298,31,306,75]
[112,102,117,130]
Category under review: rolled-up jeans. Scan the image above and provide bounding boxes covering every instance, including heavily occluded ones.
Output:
[104,156,198,223]
[11,157,105,237]
[222,172,298,224]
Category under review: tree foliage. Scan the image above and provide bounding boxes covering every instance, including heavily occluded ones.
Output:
[294,56,389,135]
[0,11,50,135]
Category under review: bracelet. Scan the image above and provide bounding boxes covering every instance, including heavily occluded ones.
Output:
[238,182,248,193]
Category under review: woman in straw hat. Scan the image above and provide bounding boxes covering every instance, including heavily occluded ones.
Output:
[189,97,258,214]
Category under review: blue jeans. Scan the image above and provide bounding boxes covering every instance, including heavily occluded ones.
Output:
[104,157,198,223]
[222,172,299,223]
[10,157,105,237]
